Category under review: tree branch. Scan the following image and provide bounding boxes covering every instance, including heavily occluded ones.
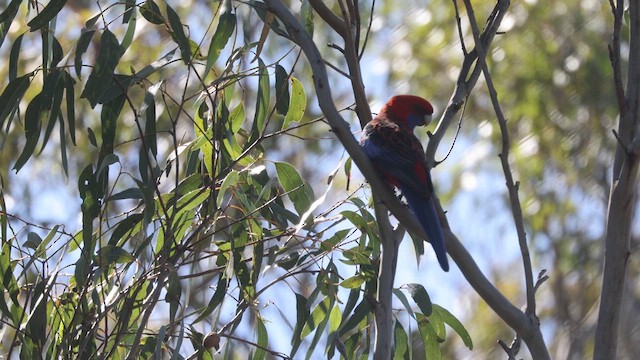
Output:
[461,1,548,357]
[594,0,639,358]
[426,0,510,165]
[263,1,549,358]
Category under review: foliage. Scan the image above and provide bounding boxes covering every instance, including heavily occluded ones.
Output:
[0,1,472,358]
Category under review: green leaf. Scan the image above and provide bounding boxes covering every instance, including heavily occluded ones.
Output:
[338,299,371,336]
[250,58,270,143]
[95,245,135,267]
[87,127,97,147]
[275,64,289,115]
[80,29,124,107]
[407,283,432,316]
[75,30,95,78]
[194,101,214,176]
[27,0,67,31]
[166,271,182,320]
[217,170,239,205]
[166,4,191,64]
[228,102,245,134]
[24,232,42,249]
[63,71,76,145]
[121,5,137,51]
[0,0,21,47]
[290,292,309,357]
[14,94,45,172]
[275,161,313,218]
[140,0,165,25]
[35,225,59,259]
[108,213,143,246]
[394,320,409,360]
[204,10,236,78]
[194,275,228,323]
[417,313,441,360]
[393,288,416,319]
[283,77,306,128]
[301,296,330,339]
[254,317,268,360]
[300,0,314,36]
[340,274,366,289]
[40,70,65,154]
[100,94,125,158]
[49,32,64,67]
[328,303,342,334]
[8,33,22,80]
[433,304,473,349]
[0,75,30,131]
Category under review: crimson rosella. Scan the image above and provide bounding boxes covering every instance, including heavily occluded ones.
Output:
[360,95,449,271]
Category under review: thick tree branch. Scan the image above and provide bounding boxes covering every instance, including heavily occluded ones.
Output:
[263,2,550,358]
[462,1,548,358]
[595,0,639,358]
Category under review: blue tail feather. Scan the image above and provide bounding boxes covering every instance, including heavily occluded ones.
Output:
[401,186,449,271]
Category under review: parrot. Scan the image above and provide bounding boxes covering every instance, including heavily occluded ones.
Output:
[359,95,449,271]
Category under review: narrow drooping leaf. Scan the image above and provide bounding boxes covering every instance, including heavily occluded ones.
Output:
[49,33,63,67]
[166,4,191,64]
[8,33,22,80]
[253,317,268,360]
[300,0,314,36]
[63,71,76,144]
[80,29,124,107]
[275,64,289,116]
[290,292,309,357]
[40,70,65,154]
[204,10,236,77]
[250,58,269,143]
[121,5,137,51]
[275,161,313,218]
[0,0,21,47]
[27,0,67,31]
[394,320,410,360]
[433,304,473,349]
[14,94,45,172]
[0,75,30,131]
[99,94,125,156]
[74,30,95,78]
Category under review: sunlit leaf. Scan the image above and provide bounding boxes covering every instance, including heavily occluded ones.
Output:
[417,313,441,360]
[253,317,268,360]
[433,304,473,349]
[283,77,306,128]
